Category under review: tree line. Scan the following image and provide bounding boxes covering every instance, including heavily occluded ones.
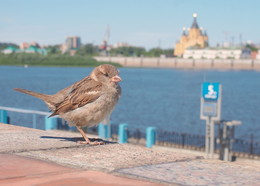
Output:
[0,53,120,67]
[76,43,174,57]
[0,42,174,67]
[1,42,174,57]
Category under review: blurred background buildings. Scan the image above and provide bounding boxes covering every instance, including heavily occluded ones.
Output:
[61,36,81,55]
[1,13,260,59]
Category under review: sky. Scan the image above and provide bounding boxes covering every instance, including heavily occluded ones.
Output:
[1,0,260,49]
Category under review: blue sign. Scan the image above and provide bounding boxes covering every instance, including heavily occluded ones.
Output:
[202,82,220,101]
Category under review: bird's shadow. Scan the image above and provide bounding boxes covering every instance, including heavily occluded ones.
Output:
[40,136,118,144]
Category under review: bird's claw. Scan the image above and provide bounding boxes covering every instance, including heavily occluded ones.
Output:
[77,140,105,145]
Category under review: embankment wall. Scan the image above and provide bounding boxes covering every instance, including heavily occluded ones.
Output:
[95,56,260,70]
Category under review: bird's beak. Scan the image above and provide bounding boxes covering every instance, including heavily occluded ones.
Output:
[111,75,122,82]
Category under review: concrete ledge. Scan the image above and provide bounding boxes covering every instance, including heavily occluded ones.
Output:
[1,123,260,185]
[0,123,83,153]
[0,123,198,170]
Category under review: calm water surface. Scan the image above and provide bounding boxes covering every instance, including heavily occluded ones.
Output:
[0,66,260,141]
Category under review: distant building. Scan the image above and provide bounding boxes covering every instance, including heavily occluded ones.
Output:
[174,13,208,56]
[2,46,19,54]
[99,40,109,51]
[183,46,259,59]
[25,45,47,55]
[61,36,81,54]
[20,42,40,50]
[251,51,258,59]
[256,51,260,59]
[20,42,30,50]
[113,42,131,48]
[183,48,242,59]
[2,42,46,55]
[30,41,40,48]
[240,48,251,59]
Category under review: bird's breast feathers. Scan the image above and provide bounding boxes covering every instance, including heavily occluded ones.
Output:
[59,85,121,127]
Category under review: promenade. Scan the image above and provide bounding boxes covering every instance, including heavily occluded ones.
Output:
[0,123,259,185]
[94,56,260,70]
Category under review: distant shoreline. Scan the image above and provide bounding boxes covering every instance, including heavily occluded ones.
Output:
[0,54,121,68]
[1,55,260,70]
[0,64,116,68]
[95,56,260,70]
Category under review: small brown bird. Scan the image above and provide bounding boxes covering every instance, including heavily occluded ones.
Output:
[14,64,122,144]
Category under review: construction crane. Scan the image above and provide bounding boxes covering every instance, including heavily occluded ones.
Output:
[100,25,110,51]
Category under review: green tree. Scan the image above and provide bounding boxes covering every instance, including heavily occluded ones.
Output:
[0,53,121,67]
[145,48,174,57]
[110,46,146,57]
[46,45,61,54]
[245,44,258,52]
[108,46,174,57]
[0,42,19,51]
[76,44,99,56]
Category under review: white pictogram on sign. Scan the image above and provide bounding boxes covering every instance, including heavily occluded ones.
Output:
[205,85,217,99]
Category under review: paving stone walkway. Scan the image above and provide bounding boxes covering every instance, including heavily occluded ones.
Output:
[118,159,260,185]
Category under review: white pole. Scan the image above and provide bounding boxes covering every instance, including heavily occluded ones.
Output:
[205,117,211,158]
[210,117,215,158]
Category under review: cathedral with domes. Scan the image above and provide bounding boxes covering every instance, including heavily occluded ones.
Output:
[174,13,208,56]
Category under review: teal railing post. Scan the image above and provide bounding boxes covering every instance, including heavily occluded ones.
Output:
[69,126,76,131]
[98,123,107,139]
[146,127,156,148]
[98,115,111,139]
[118,123,128,144]
[98,123,111,139]
[106,124,111,139]
[98,123,110,139]
[0,110,8,124]
[45,116,58,130]
[32,114,37,129]
[98,123,104,138]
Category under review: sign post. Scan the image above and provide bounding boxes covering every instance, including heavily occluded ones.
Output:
[200,82,222,158]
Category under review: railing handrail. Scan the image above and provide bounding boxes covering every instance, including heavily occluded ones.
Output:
[0,106,50,116]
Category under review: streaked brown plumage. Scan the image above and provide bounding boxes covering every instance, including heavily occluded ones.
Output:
[14,64,122,144]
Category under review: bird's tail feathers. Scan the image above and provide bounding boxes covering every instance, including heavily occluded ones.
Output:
[14,88,52,103]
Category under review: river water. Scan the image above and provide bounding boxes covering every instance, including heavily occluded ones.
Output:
[0,66,260,141]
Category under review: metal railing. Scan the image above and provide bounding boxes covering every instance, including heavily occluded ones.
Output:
[111,125,259,156]
[0,106,50,115]
[1,106,259,156]
[157,130,205,148]
[0,106,104,132]
[0,106,61,130]
[0,106,49,129]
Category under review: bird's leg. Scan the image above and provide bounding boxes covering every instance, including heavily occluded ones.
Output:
[76,126,104,145]
[76,126,91,144]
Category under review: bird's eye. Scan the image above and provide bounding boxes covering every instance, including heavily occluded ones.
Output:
[104,73,109,77]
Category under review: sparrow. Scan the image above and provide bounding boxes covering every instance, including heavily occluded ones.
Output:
[14,64,122,144]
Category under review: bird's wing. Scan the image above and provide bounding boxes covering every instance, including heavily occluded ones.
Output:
[49,77,102,117]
